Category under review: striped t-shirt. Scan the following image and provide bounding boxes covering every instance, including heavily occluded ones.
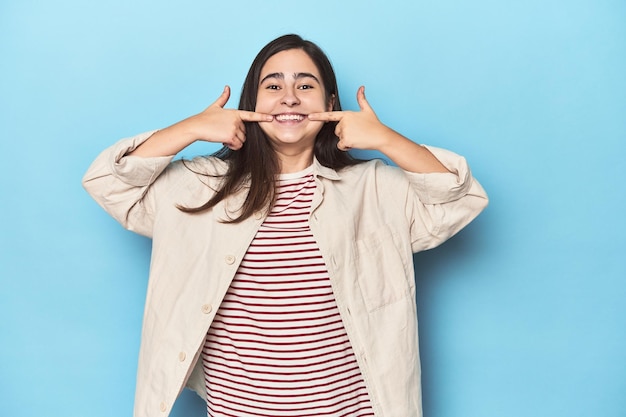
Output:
[202,166,374,417]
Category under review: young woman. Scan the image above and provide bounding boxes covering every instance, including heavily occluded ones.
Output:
[83,34,488,417]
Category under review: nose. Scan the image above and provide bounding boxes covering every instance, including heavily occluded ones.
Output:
[280,87,300,106]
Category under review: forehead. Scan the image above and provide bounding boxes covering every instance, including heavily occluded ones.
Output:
[259,49,321,79]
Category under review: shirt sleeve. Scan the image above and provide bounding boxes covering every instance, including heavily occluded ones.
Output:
[401,145,488,252]
[82,130,178,238]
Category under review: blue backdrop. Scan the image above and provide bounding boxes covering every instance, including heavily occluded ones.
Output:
[1,1,624,416]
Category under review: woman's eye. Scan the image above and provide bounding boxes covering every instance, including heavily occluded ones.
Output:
[265,84,280,90]
[299,84,313,90]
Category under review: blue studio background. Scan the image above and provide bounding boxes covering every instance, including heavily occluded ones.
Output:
[1,1,624,416]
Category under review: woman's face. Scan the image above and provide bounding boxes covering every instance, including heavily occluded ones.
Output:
[255,48,332,152]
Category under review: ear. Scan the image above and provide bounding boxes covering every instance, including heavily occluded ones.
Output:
[327,94,336,111]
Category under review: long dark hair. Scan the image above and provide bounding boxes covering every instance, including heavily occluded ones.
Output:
[179,34,362,222]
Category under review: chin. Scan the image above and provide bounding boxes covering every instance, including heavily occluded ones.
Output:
[261,128,318,148]
[270,134,316,147]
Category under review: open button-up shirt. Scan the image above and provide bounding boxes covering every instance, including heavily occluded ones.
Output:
[83,130,488,416]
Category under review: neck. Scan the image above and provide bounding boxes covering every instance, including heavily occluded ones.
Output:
[276,147,314,174]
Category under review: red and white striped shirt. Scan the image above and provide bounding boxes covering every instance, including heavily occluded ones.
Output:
[202,166,374,417]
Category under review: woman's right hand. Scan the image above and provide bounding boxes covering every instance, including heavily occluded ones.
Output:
[127,86,273,157]
[190,85,273,150]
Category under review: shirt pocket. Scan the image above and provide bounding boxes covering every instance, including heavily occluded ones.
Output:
[354,227,412,312]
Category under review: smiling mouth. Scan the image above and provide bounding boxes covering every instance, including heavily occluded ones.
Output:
[274,113,306,122]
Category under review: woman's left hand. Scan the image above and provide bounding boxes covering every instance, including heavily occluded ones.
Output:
[308,86,395,151]
[309,86,450,173]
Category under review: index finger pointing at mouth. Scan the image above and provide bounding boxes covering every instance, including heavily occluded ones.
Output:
[238,111,274,122]
[308,112,345,122]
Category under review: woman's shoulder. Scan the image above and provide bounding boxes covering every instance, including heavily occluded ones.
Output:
[175,155,229,175]
[339,158,403,179]
[168,156,228,177]
[160,155,230,191]
[329,159,407,191]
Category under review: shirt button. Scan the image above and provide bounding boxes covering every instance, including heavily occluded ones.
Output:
[254,211,263,220]
[201,304,212,314]
[159,401,167,412]
[225,255,235,265]
[178,351,187,362]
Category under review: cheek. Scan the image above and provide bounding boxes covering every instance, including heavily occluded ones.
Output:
[254,93,270,113]
[255,102,272,113]
[257,120,272,137]
[314,94,331,112]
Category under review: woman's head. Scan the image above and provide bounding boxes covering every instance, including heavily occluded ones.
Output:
[239,34,341,114]
[236,34,353,168]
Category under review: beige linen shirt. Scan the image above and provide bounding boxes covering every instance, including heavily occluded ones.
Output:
[83,130,488,417]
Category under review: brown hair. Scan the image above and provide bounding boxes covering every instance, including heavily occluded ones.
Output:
[179,34,363,222]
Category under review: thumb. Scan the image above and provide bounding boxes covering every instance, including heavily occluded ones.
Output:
[211,85,231,108]
[356,85,373,112]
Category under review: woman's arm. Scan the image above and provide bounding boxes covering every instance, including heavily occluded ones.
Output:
[129,85,273,157]
[310,86,487,250]
[83,86,270,236]
[308,86,451,173]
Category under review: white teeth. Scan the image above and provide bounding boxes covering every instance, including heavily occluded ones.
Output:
[275,114,304,121]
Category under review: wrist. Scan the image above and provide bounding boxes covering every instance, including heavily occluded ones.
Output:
[374,126,408,153]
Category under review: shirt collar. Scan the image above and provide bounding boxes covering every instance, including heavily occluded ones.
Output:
[312,157,341,180]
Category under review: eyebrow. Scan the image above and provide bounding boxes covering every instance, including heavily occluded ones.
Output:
[260,72,321,85]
